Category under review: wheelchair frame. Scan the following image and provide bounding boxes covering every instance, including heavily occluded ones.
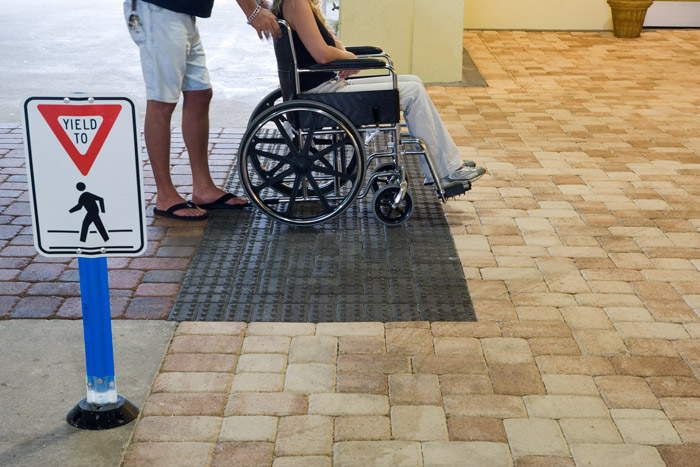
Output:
[237,19,468,226]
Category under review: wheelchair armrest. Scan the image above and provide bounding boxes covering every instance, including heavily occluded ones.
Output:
[307,58,387,72]
[346,46,383,56]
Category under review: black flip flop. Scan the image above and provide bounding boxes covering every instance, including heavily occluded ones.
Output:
[197,193,251,210]
[153,201,209,221]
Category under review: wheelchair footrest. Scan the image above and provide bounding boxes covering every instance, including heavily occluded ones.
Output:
[441,181,472,200]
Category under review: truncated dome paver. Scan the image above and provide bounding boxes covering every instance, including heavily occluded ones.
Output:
[169,155,476,322]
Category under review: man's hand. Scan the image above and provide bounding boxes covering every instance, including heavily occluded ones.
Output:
[251,8,281,40]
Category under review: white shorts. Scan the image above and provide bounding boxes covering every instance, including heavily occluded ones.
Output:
[124,1,211,103]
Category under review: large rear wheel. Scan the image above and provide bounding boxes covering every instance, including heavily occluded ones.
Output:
[238,100,365,226]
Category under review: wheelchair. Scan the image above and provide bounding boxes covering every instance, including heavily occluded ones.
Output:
[237,19,471,227]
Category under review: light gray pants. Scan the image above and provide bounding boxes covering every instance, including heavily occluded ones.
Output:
[308,74,462,180]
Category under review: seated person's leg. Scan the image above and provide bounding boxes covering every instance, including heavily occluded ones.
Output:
[314,74,484,185]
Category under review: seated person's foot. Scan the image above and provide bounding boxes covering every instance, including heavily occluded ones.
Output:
[439,179,472,199]
[424,161,478,184]
[438,166,485,185]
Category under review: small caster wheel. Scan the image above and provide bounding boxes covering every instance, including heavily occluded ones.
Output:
[373,184,413,226]
[370,162,397,193]
[370,162,409,193]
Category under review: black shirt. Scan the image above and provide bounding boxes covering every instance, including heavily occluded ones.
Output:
[142,0,215,18]
[279,9,336,92]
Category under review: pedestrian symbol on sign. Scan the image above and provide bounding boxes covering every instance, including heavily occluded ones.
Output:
[69,183,110,243]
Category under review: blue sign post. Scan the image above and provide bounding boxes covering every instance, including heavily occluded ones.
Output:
[79,257,117,404]
[23,95,146,430]
[65,257,138,429]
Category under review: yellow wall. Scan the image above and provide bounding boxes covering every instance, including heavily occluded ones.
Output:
[340,1,414,76]
[339,0,464,82]
[339,0,625,82]
[464,0,613,30]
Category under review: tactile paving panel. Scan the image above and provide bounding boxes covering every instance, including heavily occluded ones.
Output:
[169,142,476,322]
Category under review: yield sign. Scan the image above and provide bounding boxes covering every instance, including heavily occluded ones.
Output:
[23,95,146,258]
[37,104,121,176]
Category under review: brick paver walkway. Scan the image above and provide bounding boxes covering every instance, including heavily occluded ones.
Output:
[3,29,700,466]
[0,125,244,319]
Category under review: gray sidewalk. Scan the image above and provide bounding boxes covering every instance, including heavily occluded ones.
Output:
[0,320,175,467]
[0,0,277,127]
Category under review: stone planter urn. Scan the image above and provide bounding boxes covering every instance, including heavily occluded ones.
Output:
[608,0,654,38]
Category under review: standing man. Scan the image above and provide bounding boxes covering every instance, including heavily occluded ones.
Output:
[124,0,280,220]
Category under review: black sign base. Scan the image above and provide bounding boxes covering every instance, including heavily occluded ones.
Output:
[66,395,139,430]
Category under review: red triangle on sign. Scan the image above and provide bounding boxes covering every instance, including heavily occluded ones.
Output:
[37,104,122,176]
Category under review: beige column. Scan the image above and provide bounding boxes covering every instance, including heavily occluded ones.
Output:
[339,0,464,82]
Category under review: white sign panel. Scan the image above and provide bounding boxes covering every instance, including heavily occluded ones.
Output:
[23,96,146,257]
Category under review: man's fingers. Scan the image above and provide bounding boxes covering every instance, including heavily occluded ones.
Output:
[264,20,280,38]
[251,10,280,39]
[259,10,281,37]
[269,19,281,36]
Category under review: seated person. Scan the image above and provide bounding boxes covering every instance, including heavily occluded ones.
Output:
[272,0,485,191]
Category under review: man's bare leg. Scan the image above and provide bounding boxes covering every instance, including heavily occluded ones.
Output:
[182,89,248,207]
[145,99,207,217]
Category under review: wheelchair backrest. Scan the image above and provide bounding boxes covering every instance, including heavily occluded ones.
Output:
[273,19,300,101]
[271,18,401,127]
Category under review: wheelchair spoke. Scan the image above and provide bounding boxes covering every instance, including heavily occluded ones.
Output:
[254,167,295,192]
[306,174,333,213]
[308,136,352,162]
[317,154,334,170]
[273,117,299,156]
[267,161,287,178]
[301,113,320,156]
[253,160,287,181]
[250,148,289,164]
[286,175,303,216]
[249,149,289,184]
